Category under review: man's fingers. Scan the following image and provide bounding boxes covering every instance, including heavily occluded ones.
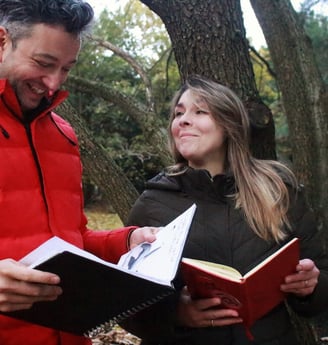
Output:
[0,259,62,313]
[0,259,60,285]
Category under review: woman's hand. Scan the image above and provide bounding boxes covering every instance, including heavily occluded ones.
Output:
[176,286,243,328]
[281,258,319,297]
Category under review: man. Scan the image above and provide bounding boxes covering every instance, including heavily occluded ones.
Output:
[0,1,155,344]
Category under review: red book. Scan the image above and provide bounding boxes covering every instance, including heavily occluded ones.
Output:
[181,238,300,333]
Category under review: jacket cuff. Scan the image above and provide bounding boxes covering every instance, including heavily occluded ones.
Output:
[107,226,138,262]
[126,227,138,250]
[83,226,138,264]
[287,273,328,317]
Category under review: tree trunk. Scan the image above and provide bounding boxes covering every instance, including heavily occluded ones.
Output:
[249,0,328,248]
[140,0,276,159]
[250,0,328,342]
[57,101,139,224]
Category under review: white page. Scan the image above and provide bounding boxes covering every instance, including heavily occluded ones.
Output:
[20,237,112,268]
[118,204,196,282]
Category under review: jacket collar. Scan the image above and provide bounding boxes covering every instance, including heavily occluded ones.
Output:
[147,167,236,203]
[179,167,236,200]
[0,79,69,121]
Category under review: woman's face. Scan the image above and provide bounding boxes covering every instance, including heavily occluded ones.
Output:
[171,89,226,175]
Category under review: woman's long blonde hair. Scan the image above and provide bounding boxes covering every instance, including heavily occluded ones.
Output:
[167,75,297,242]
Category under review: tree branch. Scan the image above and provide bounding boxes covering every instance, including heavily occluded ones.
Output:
[88,34,155,111]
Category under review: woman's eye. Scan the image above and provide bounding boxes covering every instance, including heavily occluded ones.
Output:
[175,111,183,117]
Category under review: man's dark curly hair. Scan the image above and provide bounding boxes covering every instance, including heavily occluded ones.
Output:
[0,0,94,43]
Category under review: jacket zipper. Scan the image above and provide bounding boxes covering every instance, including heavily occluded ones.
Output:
[24,122,49,212]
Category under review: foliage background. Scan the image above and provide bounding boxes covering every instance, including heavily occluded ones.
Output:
[69,1,327,205]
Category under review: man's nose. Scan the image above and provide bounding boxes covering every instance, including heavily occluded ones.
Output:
[42,71,66,94]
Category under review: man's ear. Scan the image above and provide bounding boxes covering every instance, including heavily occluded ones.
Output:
[0,26,10,62]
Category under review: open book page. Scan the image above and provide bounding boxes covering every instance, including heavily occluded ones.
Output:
[182,237,299,282]
[181,258,242,281]
[20,237,109,268]
[118,204,197,283]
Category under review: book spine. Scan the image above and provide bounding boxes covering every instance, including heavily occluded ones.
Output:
[84,290,174,338]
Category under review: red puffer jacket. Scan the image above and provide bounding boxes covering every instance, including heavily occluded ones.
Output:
[0,80,135,345]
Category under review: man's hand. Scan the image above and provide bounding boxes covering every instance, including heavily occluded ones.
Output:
[128,227,158,249]
[0,259,62,312]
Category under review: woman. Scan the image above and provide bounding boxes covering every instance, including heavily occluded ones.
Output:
[121,75,328,345]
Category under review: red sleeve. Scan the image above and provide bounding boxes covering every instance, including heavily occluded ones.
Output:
[82,226,138,264]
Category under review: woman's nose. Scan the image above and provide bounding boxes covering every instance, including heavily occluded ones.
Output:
[179,112,192,126]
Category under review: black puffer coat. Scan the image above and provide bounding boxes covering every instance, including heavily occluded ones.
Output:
[121,168,328,345]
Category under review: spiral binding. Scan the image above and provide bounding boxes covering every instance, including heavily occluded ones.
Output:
[85,289,174,338]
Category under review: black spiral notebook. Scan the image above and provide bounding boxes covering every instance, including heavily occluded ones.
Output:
[4,204,196,338]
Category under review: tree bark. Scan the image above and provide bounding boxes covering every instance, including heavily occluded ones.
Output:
[56,101,139,224]
[250,0,328,342]
[250,0,328,245]
[140,0,276,159]
[89,34,156,111]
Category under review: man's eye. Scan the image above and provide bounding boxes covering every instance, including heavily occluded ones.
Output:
[36,60,51,68]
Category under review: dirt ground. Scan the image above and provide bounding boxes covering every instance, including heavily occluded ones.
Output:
[91,324,141,345]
